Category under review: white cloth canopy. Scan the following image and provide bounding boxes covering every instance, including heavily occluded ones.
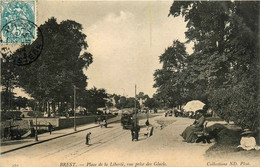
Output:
[183,100,205,112]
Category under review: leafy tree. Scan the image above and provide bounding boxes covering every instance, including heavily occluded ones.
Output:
[113,94,121,106]
[81,87,108,113]
[1,111,22,121]
[144,97,159,110]
[14,96,29,110]
[169,1,259,130]
[106,101,113,108]
[136,92,149,108]
[1,91,16,112]
[114,96,140,109]
[1,47,19,112]
[115,96,127,109]
[126,97,140,109]
[153,40,188,108]
[14,17,93,116]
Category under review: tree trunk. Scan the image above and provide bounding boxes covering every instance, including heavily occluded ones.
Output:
[43,101,47,117]
[47,101,51,117]
[52,101,56,116]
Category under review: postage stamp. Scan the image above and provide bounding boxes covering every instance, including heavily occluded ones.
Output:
[0,0,43,66]
[1,0,36,44]
[0,19,44,65]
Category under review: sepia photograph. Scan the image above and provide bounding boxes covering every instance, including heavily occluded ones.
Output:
[0,0,259,167]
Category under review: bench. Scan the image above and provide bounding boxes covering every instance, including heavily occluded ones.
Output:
[194,121,211,143]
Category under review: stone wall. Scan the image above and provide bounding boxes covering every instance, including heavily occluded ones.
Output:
[1,120,30,130]
[1,120,30,138]
[23,118,59,130]
[59,116,95,129]
[58,115,116,129]
[1,115,117,138]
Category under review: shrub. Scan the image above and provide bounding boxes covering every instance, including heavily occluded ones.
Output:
[209,86,259,131]
[1,111,22,121]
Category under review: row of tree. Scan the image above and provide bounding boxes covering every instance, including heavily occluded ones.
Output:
[154,1,259,130]
[107,92,159,110]
[1,17,158,116]
[1,17,97,117]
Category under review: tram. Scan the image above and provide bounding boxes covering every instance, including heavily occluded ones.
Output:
[121,110,134,129]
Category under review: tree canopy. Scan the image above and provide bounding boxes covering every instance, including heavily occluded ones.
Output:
[154,1,259,130]
[153,40,188,108]
[2,17,93,115]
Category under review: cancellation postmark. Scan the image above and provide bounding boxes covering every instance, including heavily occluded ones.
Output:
[0,0,43,66]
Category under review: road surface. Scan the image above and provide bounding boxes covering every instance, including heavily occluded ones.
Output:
[1,114,259,167]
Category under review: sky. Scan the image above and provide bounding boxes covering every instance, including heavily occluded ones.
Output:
[14,1,192,98]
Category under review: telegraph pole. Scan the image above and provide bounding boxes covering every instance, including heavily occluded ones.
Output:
[135,85,136,109]
[74,85,77,131]
[34,103,38,141]
[35,114,38,141]
[134,85,137,126]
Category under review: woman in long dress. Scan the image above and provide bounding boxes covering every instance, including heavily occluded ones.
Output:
[181,110,206,143]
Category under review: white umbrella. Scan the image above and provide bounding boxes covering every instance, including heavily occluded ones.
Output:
[183,100,205,112]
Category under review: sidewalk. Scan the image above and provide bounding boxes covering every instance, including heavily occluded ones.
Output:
[0,116,120,154]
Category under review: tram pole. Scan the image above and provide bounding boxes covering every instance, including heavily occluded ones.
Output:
[74,85,77,131]
[135,84,137,126]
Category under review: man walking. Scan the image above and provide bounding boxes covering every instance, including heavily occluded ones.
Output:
[135,125,140,141]
[130,123,135,141]
[145,119,150,130]
[86,132,91,145]
[105,119,108,128]
[48,122,53,135]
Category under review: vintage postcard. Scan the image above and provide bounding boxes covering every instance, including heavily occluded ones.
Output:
[1,0,259,167]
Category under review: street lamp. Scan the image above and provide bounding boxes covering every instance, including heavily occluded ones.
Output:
[35,114,38,141]
[134,85,138,127]
[34,103,38,141]
[74,85,77,131]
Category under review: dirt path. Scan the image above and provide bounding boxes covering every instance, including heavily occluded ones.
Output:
[76,115,214,167]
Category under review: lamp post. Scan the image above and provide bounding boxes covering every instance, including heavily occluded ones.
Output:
[134,85,137,126]
[74,85,77,131]
[35,114,38,141]
[147,108,149,121]
[34,103,38,141]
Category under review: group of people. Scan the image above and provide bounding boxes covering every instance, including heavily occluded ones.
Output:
[95,116,108,128]
[181,107,260,151]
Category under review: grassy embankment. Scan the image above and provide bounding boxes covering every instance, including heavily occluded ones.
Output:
[205,120,260,158]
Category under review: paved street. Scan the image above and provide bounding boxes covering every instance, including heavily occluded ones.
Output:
[1,114,259,167]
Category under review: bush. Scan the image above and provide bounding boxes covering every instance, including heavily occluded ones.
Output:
[1,111,22,121]
[216,128,242,146]
[209,85,259,130]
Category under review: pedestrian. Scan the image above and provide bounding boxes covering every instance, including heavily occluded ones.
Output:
[98,117,101,124]
[48,122,53,135]
[130,124,135,141]
[145,119,150,130]
[86,132,91,145]
[105,119,107,128]
[135,125,140,141]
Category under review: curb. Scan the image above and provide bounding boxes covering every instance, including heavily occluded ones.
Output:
[1,119,120,155]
